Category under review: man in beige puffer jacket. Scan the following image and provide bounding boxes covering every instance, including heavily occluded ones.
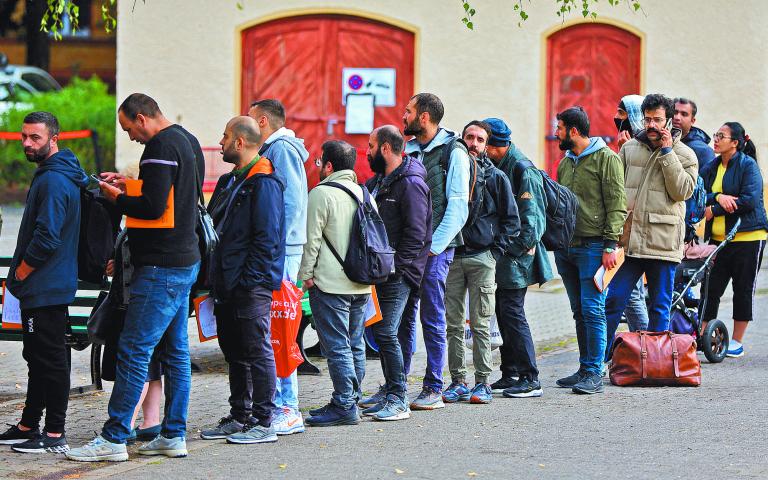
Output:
[605,94,698,358]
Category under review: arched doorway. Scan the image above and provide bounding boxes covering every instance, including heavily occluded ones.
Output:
[241,14,416,187]
[544,23,641,177]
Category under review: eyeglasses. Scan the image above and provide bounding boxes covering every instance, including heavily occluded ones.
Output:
[642,117,665,125]
[712,133,733,141]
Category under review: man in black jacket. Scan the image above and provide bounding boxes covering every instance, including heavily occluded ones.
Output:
[361,125,432,421]
[443,121,520,405]
[200,116,286,444]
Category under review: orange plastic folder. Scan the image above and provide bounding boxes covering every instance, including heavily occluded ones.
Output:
[593,248,626,293]
[364,287,382,327]
[124,179,175,228]
[193,294,217,342]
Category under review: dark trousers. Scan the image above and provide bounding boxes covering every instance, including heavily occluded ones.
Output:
[371,277,411,400]
[496,288,539,381]
[21,304,70,433]
[214,286,276,426]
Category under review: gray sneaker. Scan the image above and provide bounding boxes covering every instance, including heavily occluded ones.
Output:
[373,395,410,422]
[409,387,445,411]
[226,423,278,444]
[65,435,128,462]
[359,385,386,408]
[200,416,244,440]
[137,435,188,457]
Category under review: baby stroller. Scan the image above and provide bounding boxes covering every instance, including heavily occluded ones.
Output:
[669,219,741,363]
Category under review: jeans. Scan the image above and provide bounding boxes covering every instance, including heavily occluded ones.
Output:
[623,278,649,332]
[604,257,676,360]
[309,287,369,410]
[274,254,301,412]
[555,241,606,376]
[370,277,411,399]
[214,286,276,426]
[102,262,200,444]
[496,288,539,381]
[444,250,496,384]
[398,248,454,391]
[21,304,70,433]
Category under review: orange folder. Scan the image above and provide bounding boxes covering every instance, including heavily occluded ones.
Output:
[124,179,175,229]
[593,248,626,293]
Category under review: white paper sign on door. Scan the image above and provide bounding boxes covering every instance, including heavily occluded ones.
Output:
[345,93,375,134]
[342,68,396,106]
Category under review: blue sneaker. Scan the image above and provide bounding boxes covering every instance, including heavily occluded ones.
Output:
[306,404,360,427]
[726,341,744,358]
[359,385,386,408]
[442,381,470,403]
[362,401,386,417]
[410,387,445,410]
[373,395,410,422]
[469,383,492,404]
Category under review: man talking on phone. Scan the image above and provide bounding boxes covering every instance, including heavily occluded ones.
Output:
[603,93,698,358]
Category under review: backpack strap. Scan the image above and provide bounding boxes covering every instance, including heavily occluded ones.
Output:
[511,157,536,195]
[316,181,366,268]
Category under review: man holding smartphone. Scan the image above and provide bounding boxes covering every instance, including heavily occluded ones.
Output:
[603,93,699,358]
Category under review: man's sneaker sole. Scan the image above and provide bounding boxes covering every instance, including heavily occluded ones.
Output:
[442,394,470,403]
[0,439,31,445]
[503,388,543,398]
[409,401,445,411]
[726,349,744,358]
[200,432,230,440]
[12,444,70,454]
[275,424,305,435]
[373,410,410,421]
[306,417,360,427]
[572,385,604,395]
[226,434,278,444]
[138,448,188,458]
[65,452,129,462]
[469,395,492,404]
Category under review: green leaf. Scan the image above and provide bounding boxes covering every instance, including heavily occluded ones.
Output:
[466,21,473,29]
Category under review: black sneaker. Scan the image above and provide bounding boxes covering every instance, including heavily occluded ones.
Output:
[11,432,69,453]
[200,416,245,440]
[0,424,40,445]
[572,373,604,395]
[502,377,543,398]
[490,376,519,394]
[556,369,586,388]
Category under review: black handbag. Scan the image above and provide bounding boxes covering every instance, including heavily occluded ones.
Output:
[193,153,219,258]
[87,290,126,345]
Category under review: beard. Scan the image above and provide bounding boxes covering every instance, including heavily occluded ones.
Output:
[403,118,423,136]
[467,146,484,158]
[24,143,51,163]
[221,145,238,165]
[367,148,386,174]
[558,132,575,151]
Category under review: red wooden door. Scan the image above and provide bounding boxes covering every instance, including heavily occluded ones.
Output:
[545,24,641,177]
[241,15,415,188]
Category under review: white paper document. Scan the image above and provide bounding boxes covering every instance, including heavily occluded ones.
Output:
[345,93,375,134]
[1,283,22,329]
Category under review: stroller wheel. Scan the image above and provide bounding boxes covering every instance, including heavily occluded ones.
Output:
[701,319,729,363]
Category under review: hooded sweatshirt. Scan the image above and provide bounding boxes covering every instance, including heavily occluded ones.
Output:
[8,148,89,309]
[619,94,645,137]
[259,127,309,257]
[682,126,715,169]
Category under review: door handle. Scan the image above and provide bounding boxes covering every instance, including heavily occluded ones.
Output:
[327,119,338,136]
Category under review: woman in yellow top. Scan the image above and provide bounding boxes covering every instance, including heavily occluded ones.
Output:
[701,122,767,357]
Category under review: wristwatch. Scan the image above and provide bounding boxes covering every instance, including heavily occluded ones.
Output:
[604,247,615,254]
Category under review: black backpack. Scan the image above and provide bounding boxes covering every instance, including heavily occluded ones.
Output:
[320,182,395,285]
[78,188,120,284]
[512,158,578,251]
[439,138,486,226]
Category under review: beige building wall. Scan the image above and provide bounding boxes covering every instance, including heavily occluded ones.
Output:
[115,0,768,171]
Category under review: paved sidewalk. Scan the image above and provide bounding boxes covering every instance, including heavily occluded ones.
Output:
[1,204,767,479]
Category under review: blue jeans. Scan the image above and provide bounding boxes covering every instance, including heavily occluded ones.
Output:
[604,257,676,359]
[555,242,606,376]
[398,248,454,392]
[102,262,200,443]
[274,254,301,412]
[371,277,411,400]
[623,278,649,332]
[309,287,369,410]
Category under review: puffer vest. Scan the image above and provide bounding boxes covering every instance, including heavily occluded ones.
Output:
[421,142,465,248]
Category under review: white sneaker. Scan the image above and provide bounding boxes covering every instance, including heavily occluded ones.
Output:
[273,407,305,435]
[65,435,128,462]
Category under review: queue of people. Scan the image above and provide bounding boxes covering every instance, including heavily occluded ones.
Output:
[0,89,763,458]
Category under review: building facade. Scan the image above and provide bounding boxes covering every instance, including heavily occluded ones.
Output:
[115,0,767,184]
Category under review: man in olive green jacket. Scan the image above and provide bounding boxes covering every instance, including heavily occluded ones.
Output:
[299,140,372,427]
[604,94,698,359]
[484,118,553,399]
[554,106,627,395]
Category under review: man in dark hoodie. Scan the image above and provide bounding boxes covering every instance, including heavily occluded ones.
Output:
[200,116,285,444]
[673,97,715,169]
[361,125,431,421]
[1,112,88,453]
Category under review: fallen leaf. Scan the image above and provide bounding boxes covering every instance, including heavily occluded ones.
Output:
[539,464,545,467]
[473,435,480,438]
[15,384,21,389]
[319,443,327,448]
[375,428,383,432]
[279,464,287,469]
[395,468,405,474]
[468,473,477,477]
[63,474,81,479]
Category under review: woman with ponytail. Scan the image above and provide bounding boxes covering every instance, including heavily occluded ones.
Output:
[700,122,768,357]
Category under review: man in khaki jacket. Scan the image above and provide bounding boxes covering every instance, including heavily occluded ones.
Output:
[604,93,698,358]
[298,140,372,427]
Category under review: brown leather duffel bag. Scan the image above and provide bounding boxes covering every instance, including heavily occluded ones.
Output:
[609,331,701,386]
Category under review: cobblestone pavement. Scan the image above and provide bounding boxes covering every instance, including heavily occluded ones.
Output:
[0,205,767,479]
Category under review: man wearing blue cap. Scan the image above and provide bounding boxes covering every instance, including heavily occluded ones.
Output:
[483,118,552,398]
